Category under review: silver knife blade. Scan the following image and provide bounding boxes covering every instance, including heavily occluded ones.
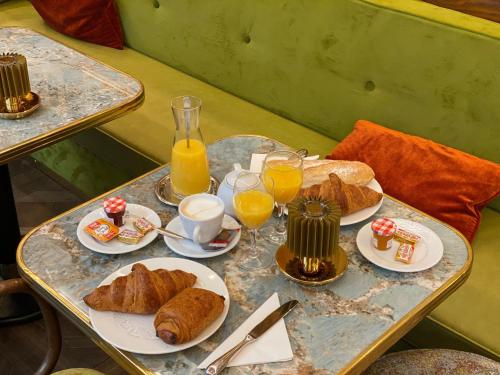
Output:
[248,300,299,339]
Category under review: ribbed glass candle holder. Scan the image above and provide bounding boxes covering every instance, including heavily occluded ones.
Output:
[286,196,342,277]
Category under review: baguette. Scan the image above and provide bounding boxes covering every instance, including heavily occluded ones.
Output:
[303,160,374,187]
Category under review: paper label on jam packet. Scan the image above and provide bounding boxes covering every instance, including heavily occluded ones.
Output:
[85,219,119,242]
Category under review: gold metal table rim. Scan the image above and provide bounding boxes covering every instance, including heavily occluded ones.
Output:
[16,135,473,375]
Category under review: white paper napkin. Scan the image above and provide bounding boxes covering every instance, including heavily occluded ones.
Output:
[198,293,293,369]
[250,153,319,173]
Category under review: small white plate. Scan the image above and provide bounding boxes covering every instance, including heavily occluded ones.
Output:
[88,257,230,354]
[356,218,444,272]
[340,179,383,226]
[76,204,161,254]
[163,215,241,258]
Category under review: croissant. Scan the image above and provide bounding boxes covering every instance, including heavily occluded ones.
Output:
[154,287,225,345]
[300,173,382,215]
[83,263,196,314]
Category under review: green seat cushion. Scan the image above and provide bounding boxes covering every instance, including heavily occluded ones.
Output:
[0,0,336,163]
[428,208,500,358]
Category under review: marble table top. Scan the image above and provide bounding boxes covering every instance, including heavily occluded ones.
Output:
[18,136,472,374]
[0,27,143,164]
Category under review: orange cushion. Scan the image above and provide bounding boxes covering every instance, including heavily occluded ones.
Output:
[31,0,124,49]
[328,120,500,241]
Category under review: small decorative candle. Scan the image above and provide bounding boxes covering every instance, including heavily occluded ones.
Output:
[0,53,32,113]
[286,196,342,277]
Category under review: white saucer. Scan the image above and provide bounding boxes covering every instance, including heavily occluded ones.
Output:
[163,215,241,258]
[76,204,161,254]
[88,257,230,354]
[356,218,444,272]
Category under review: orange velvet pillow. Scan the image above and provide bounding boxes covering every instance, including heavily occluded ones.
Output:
[31,0,124,49]
[328,120,500,242]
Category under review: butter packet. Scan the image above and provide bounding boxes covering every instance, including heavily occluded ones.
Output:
[394,243,415,264]
[134,217,155,235]
[117,229,144,245]
[394,228,421,245]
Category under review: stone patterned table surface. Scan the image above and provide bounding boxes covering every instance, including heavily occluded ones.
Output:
[0,27,143,163]
[18,136,472,374]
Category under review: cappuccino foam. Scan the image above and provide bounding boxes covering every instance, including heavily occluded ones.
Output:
[182,198,221,220]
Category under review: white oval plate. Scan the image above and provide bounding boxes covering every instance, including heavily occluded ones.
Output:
[76,204,161,254]
[164,215,241,258]
[340,179,383,226]
[88,257,230,354]
[356,218,444,272]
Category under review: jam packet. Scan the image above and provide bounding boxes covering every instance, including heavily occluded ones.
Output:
[85,219,119,242]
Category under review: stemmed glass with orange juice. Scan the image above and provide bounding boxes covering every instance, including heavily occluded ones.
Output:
[261,150,303,244]
[233,172,275,270]
[170,96,211,198]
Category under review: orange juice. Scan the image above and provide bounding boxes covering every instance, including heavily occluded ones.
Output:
[234,190,274,229]
[171,138,210,196]
[264,165,302,204]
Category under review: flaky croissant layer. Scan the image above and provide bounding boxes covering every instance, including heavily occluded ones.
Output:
[83,263,197,314]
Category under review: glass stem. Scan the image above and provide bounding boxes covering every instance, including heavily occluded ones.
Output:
[276,204,286,234]
[249,229,258,259]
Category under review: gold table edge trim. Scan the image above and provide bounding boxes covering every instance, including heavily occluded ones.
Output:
[0,26,145,165]
[16,135,473,375]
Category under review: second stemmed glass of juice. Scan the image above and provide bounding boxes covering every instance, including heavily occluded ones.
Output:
[233,172,275,270]
[261,150,303,244]
[170,96,211,198]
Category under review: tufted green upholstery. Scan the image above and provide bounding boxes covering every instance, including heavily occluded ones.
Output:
[1,0,499,363]
[117,0,500,165]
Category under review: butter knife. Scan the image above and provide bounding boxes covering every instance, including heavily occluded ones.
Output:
[205,299,299,375]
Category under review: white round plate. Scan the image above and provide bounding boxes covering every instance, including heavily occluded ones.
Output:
[163,215,241,258]
[76,204,161,254]
[88,257,230,354]
[356,218,444,272]
[340,179,383,226]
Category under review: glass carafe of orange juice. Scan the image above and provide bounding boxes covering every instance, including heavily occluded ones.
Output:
[170,96,210,198]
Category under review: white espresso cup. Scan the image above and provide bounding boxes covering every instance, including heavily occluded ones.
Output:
[178,193,225,244]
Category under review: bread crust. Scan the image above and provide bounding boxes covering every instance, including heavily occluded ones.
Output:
[303,160,374,187]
